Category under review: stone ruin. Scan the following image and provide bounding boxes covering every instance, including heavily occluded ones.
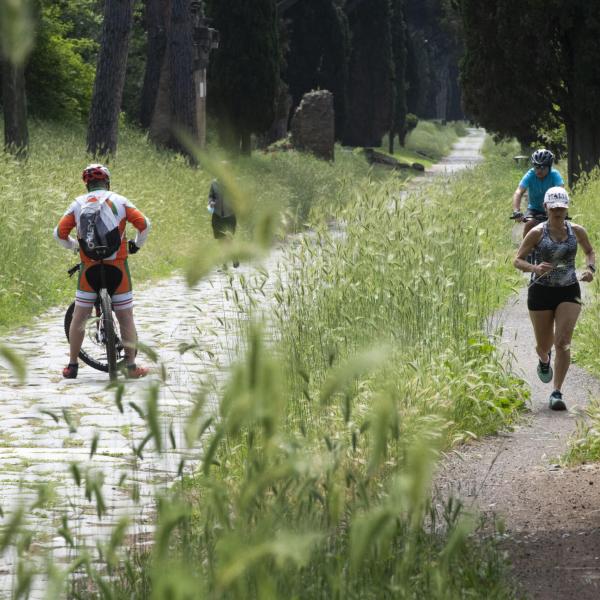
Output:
[290,90,335,161]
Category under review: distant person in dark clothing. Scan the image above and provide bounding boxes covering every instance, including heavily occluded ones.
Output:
[208,178,239,268]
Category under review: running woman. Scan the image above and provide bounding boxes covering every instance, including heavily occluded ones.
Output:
[514,187,595,410]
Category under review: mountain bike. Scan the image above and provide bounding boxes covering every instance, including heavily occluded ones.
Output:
[63,262,126,381]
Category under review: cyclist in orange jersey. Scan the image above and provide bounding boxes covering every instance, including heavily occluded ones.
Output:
[54,164,151,379]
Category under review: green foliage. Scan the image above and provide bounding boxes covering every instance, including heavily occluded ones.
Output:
[457,1,600,181]
[403,119,458,159]
[570,167,600,373]
[565,398,600,464]
[0,0,35,66]
[26,2,98,120]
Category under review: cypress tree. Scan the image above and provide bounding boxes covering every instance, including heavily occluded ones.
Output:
[284,0,350,139]
[343,0,393,147]
[139,0,168,128]
[168,0,197,151]
[458,0,600,185]
[207,0,279,154]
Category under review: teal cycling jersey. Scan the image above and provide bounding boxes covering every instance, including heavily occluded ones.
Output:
[519,168,564,212]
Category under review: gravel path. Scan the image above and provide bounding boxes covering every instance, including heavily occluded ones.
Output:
[437,241,600,598]
[0,130,487,597]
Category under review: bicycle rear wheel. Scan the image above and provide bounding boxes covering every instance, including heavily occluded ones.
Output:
[99,289,118,380]
[64,301,126,374]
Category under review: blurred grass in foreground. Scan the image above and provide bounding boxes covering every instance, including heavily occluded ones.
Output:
[65,140,528,599]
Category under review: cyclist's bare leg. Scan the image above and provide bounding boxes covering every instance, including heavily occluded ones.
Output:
[552,301,581,391]
[528,309,555,364]
[114,307,137,364]
[69,305,93,363]
[523,218,541,237]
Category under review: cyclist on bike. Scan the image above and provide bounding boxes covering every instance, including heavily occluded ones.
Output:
[514,187,595,410]
[54,164,151,379]
[511,148,564,237]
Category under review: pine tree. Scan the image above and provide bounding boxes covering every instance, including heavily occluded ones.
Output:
[207,0,279,154]
[87,0,135,157]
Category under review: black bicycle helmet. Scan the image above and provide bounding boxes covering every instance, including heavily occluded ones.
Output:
[531,148,554,168]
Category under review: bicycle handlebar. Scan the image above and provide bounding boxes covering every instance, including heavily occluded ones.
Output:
[67,264,81,278]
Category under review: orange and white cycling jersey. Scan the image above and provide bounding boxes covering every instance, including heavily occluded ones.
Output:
[53,190,151,263]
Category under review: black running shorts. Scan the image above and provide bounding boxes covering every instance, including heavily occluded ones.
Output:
[527,282,581,311]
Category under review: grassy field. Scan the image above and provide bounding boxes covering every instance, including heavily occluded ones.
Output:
[380,121,468,167]
[1,122,538,597]
[61,138,533,599]
[0,120,400,331]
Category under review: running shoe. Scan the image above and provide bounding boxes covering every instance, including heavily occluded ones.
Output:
[549,389,566,411]
[127,364,149,379]
[537,352,553,383]
[62,363,79,379]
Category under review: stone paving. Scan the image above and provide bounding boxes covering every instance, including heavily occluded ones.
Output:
[0,129,485,597]
[0,262,279,596]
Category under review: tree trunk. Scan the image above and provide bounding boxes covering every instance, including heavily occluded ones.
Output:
[139,0,168,128]
[168,0,197,159]
[87,0,135,157]
[241,131,251,155]
[566,114,600,188]
[2,60,28,158]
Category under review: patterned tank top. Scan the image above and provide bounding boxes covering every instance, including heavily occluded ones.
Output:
[533,221,578,287]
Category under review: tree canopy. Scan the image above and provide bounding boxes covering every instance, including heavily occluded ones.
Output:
[343,0,393,147]
[458,0,600,184]
[284,0,350,139]
[207,0,280,154]
[0,0,467,157]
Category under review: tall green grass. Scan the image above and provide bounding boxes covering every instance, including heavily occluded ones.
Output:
[404,121,461,160]
[0,120,382,330]
[0,129,532,597]
[275,157,526,448]
[560,168,600,463]
[61,142,529,599]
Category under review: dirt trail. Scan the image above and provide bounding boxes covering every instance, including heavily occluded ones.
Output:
[437,256,600,597]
